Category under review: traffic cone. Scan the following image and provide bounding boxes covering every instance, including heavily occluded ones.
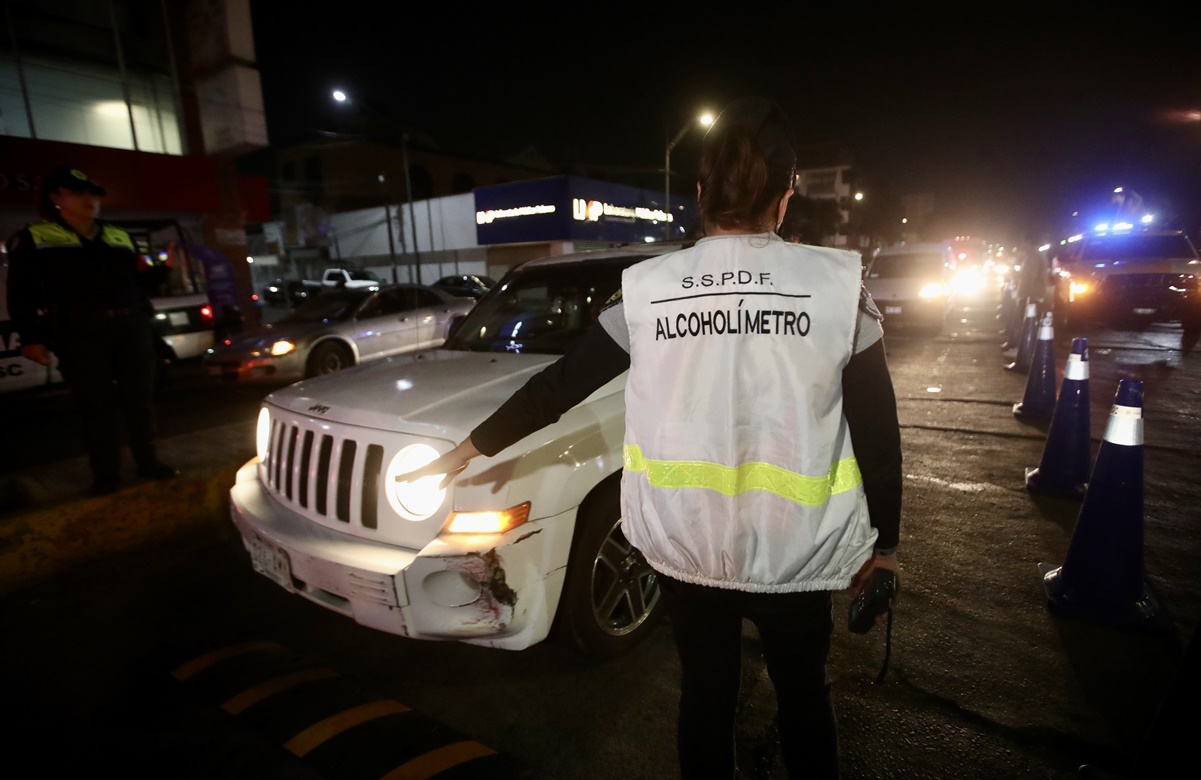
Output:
[1013,312,1058,423]
[1038,379,1164,628]
[1005,300,1038,372]
[1026,337,1091,498]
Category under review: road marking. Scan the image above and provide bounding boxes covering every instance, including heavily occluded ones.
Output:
[379,740,497,779]
[171,640,281,680]
[221,667,339,714]
[283,699,410,756]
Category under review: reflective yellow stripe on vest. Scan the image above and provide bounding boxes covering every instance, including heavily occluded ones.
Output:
[29,222,81,248]
[27,222,134,250]
[623,445,862,506]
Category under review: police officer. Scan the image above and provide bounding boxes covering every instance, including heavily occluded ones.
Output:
[402,98,903,779]
[5,167,178,495]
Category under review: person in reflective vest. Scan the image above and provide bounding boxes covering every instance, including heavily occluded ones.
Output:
[402,98,903,779]
[5,167,178,495]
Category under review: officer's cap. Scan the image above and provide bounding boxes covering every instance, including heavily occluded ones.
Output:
[43,167,107,196]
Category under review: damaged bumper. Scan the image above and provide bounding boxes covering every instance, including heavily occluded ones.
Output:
[229,460,574,650]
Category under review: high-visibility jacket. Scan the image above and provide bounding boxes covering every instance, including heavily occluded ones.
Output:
[620,233,876,592]
[5,219,149,346]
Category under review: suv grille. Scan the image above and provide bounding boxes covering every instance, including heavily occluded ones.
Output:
[264,417,386,530]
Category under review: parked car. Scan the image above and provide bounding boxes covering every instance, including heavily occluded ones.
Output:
[261,278,288,305]
[1053,228,1201,329]
[150,293,215,361]
[228,242,686,658]
[203,284,473,383]
[289,267,384,303]
[432,273,496,300]
[863,243,952,332]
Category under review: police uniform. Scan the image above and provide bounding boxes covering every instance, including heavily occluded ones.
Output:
[5,190,174,492]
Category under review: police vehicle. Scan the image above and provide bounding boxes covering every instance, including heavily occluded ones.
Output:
[229,244,681,657]
[1053,228,1201,329]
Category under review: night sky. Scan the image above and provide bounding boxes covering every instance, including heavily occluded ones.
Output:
[248,4,1201,245]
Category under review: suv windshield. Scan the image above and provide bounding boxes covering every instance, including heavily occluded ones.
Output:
[1081,233,1198,263]
[445,257,643,354]
[868,252,945,279]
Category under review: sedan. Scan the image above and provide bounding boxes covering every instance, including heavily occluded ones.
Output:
[203,284,474,383]
[432,273,496,300]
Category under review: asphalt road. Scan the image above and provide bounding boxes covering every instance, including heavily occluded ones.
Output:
[1,289,1199,779]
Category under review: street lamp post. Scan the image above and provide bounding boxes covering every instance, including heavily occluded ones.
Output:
[379,174,398,283]
[664,112,714,240]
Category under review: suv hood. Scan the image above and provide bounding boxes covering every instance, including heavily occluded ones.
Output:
[263,349,566,441]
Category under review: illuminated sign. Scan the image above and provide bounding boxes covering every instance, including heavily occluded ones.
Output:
[571,199,670,223]
[476,204,556,224]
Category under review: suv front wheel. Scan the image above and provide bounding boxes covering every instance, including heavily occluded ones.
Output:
[557,479,663,659]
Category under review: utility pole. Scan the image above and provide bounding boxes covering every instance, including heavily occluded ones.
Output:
[401,132,420,284]
[379,174,397,283]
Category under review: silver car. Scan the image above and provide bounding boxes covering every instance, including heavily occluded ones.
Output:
[203,284,474,383]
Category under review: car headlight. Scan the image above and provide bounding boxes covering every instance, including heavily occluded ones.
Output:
[919,282,946,299]
[385,444,448,521]
[270,340,295,356]
[256,407,271,461]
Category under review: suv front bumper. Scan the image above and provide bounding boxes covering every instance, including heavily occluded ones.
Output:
[229,459,574,650]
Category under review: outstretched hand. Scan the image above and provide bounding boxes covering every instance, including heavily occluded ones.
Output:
[394,438,481,489]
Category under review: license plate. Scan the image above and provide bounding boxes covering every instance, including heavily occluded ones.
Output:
[248,534,291,587]
[885,306,903,315]
[1133,307,1156,315]
[168,311,189,326]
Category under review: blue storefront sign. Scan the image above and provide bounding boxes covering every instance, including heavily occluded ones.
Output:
[474,175,694,246]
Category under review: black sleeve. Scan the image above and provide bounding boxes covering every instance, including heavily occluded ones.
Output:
[5,229,47,347]
[842,338,903,552]
[470,321,632,457]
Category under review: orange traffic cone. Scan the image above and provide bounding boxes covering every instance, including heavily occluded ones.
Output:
[1013,312,1057,423]
[1038,379,1165,628]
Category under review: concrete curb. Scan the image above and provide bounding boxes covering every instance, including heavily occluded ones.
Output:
[0,421,254,597]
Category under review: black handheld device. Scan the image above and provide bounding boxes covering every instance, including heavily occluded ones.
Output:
[849,568,897,634]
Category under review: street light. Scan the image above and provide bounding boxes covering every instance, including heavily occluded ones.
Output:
[330,88,421,280]
[664,112,714,240]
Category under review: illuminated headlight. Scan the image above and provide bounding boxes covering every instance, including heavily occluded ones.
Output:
[270,340,295,356]
[444,502,531,534]
[1069,281,1090,296]
[385,444,448,521]
[951,270,983,295]
[919,282,946,299]
[255,407,271,461]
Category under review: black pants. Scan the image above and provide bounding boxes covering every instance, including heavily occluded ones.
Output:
[660,575,839,780]
[53,313,159,481]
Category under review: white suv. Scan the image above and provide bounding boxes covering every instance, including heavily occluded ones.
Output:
[229,244,680,657]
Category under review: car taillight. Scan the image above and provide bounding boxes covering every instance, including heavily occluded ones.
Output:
[199,304,214,327]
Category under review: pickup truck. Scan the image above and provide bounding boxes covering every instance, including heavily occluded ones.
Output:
[289,268,384,303]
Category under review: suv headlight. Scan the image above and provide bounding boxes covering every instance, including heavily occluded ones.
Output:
[256,407,271,461]
[385,444,448,521]
[919,282,946,299]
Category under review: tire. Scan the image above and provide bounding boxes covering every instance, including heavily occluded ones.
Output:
[305,341,353,377]
[557,479,663,659]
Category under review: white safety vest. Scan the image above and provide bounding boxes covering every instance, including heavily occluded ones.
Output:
[620,233,876,592]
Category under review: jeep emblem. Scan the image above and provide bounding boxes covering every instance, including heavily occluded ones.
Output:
[308,404,330,414]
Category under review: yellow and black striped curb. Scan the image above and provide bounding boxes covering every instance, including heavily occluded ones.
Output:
[170,640,537,779]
